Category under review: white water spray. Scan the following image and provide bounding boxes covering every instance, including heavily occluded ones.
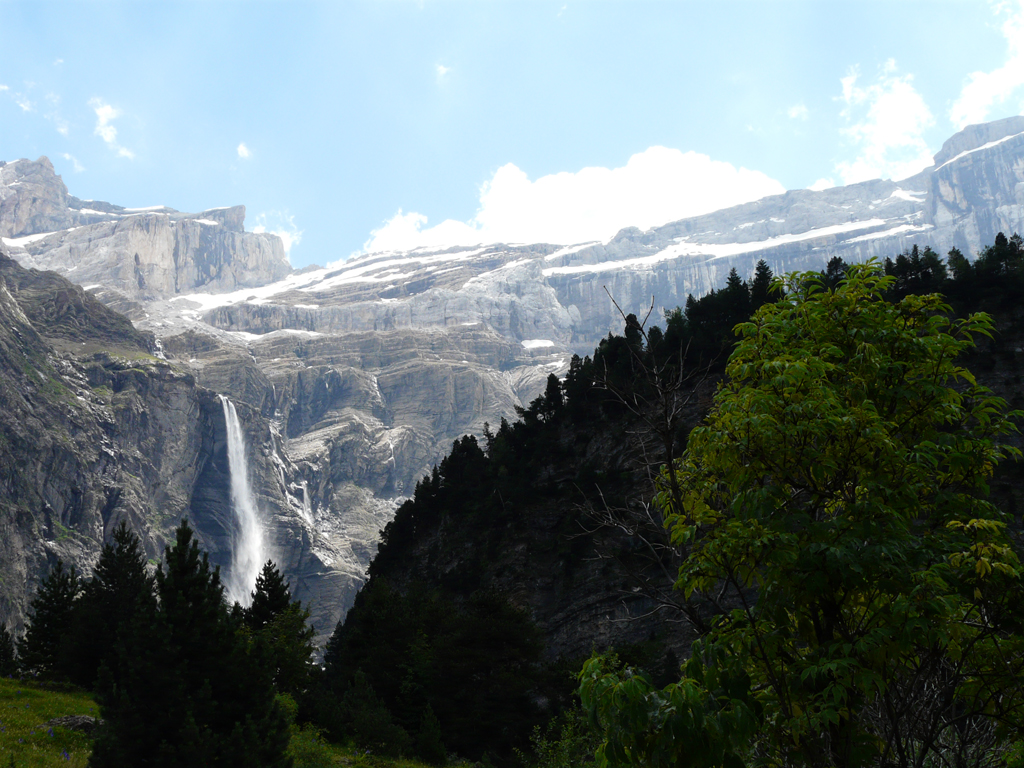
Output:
[300,480,314,527]
[220,395,265,606]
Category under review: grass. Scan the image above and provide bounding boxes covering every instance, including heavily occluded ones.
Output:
[0,677,96,768]
[0,682,439,768]
[287,723,442,768]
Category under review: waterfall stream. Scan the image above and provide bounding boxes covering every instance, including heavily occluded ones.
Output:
[220,395,265,606]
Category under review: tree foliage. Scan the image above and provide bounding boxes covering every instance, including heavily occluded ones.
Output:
[18,559,80,678]
[581,264,1024,768]
[66,520,155,689]
[244,560,316,699]
[0,625,16,677]
[89,520,291,768]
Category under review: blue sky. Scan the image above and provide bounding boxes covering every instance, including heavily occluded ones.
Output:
[2,0,1023,268]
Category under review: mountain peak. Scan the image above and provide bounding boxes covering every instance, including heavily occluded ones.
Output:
[933,114,1024,167]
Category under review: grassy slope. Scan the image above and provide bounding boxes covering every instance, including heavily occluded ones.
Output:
[0,678,438,768]
[0,678,96,768]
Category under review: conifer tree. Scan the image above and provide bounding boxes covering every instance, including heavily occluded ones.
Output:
[89,519,291,768]
[67,521,154,689]
[246,560,316,698]
[18,559,80,678]
[246,560,292,632]
[416,704,447,765]
[0,626,16,677]
[748,259,775,309]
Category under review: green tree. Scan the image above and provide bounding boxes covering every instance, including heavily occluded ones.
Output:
[90,520,291,768]
[416,704,447,765]
[946,246,971,282]
[245,560,316,699]
[18,559,80,678]
[67,521,155,689]
[342,669,412,757]
[748,260,776,310]
[0,625,16,677]
[581,264,1024,768]
[246,560,292,631]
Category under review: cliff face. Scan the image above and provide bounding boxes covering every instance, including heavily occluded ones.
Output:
[0,249,363,643]
[160,117,1023,354]
[0,158,290,301]
[2,117,1024,650]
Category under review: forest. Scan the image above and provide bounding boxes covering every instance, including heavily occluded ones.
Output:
[5,233,1024,768]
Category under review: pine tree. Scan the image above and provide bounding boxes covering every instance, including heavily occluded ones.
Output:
[67,521,155,689]
[19,559,80,678]
[748,259,775,309]
[89,520,291,768]
[343,669,411,757]
[246,560,316,698]
[0,626,17,677]
[416,704,447,765]
[246,560,292,632]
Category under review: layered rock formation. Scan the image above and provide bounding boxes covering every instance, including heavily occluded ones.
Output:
[0,249,376,642]
[2,116,1023,648]
[99,117,1018,355]
[0,158,290,300]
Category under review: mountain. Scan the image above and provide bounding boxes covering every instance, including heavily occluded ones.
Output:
[136,115,1024,352]
[0,156,290,301]
[1,116,1023,644]
[0,248,381,641]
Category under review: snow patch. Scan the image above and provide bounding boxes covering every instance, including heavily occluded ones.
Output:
[522,339,555,349]
[889,189,926,202]
[544,242,599,261]
[1,229,72,247]
[543,219,891,276]
[935,130,1024,172]
[843,223,934,243]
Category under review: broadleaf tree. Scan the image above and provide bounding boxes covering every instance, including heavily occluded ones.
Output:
[581,263,1024,768]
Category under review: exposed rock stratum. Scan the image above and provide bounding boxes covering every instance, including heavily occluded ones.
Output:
[1,115,1023,645]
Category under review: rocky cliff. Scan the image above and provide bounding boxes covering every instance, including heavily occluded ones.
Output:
[0,157,290,301]
[0,248,374,643]
[2,116,1023,648]
[81,117,1016,358]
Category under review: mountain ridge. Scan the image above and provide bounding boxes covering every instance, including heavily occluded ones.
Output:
[1,116,1022,646]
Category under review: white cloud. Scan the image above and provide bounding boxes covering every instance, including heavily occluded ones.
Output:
[436,64,451,81]
[808,178,835,191]
[237,142,252,159]
[45,94,68,136]
[788,103,809,120]
[834,60,935,184]
[950,1,1024,128]
[61,153,85,173]
[0,85,8,92]
[252,211,302,261]
[89,97,135,159]
[15,96,32,112]
[53,58,64,66]
[364,146,786,252]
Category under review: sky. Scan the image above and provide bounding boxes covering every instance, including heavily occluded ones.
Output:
[2,0,1023,269]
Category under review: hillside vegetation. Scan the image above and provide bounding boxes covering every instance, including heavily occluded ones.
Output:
[317,236,1024,766]
[7,234,1024,767]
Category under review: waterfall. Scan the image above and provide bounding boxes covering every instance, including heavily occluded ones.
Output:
[301,480,314,527]
[220,395,265,607]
